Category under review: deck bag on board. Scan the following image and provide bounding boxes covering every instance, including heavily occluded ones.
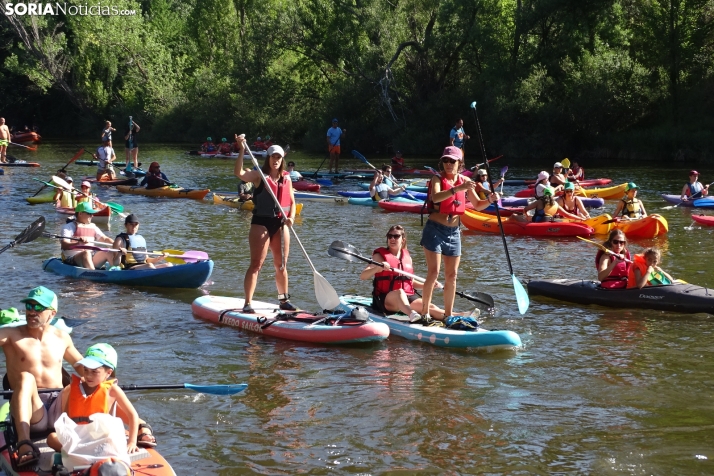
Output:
[54,412,130,470]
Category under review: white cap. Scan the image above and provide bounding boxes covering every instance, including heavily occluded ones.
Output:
[266,145,285,158]
[537,171,549,181]
[553,162,563,168]
[476,169,488,176]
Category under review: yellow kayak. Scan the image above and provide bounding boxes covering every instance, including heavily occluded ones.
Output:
[213,194,303,215]
[563,214,614,235]
[575,183,628,200]
[116,185,210,199]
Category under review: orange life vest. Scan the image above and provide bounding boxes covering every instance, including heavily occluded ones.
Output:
[372,247,415,297]
[67,374,115,424]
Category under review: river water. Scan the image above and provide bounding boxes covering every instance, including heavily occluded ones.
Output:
[1,144,713,475]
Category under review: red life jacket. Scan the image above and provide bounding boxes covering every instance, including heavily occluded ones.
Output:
[253,171,293,218]
[596,249,631,289]
[372,247,415,297]
[218,143,232,154]
[424,174,466,216]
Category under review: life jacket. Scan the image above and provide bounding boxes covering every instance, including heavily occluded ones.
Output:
[424,174,466,216]
[620,197,643,218]
[253,141,265,150]
[86,458,132,476]
[67,374,115,424]
[372,247,415,298]
[391,157,404,168]
[145,173,165,189]
[62,221,98,260]
[252,171,293,218]
[685,181,704,197]
[627,254,671,288]
[58,190,77,208]
[476,180,489,200]
[218,143,232,154]
[202,142,216,152]
[371,183,390,201]
[117,233,147,266]
[532,197,559,222]
[596,249,631,289]
[571,166,584,180]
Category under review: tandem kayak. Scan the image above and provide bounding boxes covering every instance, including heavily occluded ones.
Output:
[212,193,305,214]
[116,185,210,199]
[338,190,427,200]
[462,209,594,237]
[43,258,213,288]
[500,196,606,209]
[336,296,521,350]
[347,197,418,207]
[0,404,176,476]
[527,279,714,314]
[691,214,714,226]
[82,176,138,186]
[56,204,112,223]
[191,295,390,344]
[514,183,628,199]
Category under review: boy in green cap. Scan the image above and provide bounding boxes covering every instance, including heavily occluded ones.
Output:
[613,182,647,219]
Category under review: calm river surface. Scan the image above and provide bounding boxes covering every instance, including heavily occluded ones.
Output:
[1,144,713,475]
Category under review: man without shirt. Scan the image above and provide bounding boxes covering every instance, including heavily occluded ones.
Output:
[0,117,10,163]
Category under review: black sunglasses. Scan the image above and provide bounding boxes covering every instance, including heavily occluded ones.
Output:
[441,158,458,164]
[386,233,402,239]
[612,240,626,245]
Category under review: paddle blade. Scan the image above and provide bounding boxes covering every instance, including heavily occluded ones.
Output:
[182,250,210,263]
[328,240,364,262]
[105,201,124,213]
[183,383,247,395]
[51,175,72,190]
[15,216,46,245]
[457,290,495,309]
[470,101,477,109]
[314,271,341,310]
[500,166,508,177]
[561,158,571,168]
[512,275,529,315]
[351,150,367,162]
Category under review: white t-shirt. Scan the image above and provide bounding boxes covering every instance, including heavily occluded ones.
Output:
[61,221,108,258]
[97,146,115,169]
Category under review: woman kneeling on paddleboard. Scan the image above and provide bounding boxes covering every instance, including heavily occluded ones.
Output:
[418,146,498,325]
[597,230,631,289]
[234,137,297,313]
[359,226,462,322]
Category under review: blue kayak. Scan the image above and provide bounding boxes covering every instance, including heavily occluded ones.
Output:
[347,197,418,207]
[337,296,522,350]
[694,197,714,208]
[42,258,214,288]
[339,190,427,200]
[500,196,605,209]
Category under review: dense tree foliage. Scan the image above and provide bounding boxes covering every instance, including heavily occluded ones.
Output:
[1,0,713,160]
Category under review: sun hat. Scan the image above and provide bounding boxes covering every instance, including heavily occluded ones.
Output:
[20,286,58,311]
[266,145,285,157]
[81,181,91,188]
[75,202,97,214]
[124,214,139,224]
[625,182,638,192]
[553,162,563,168]
[537,171,549,181]
[564,182,576,191]
[440,146,463,162]
[77,343,117,370]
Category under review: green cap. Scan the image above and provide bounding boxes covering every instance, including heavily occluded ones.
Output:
[625,182,638,192]
[564,182,575,191]
[21,286,58,311]
[75,202,97,214]
[207,137,212,141]
[221,137,227,142]
[77,343,117,370]
[543,186,555,196]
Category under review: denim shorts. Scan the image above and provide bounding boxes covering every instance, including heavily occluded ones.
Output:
[420,219,461,256]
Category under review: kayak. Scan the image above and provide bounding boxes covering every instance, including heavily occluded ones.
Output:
[26,191,56,205]
[0,404,175,476]
[196,150,267,158]
[339,190,427,200]
[82,176,138,186]
[660,194,695,207]
[500,196,606,209]
[526,178,612,189]
[292,180,320,192]
[355,182,428,193]
[213,193,304,214]
[116,185,210,200]
[691,214,714,226]
[191,295,390,344]
[514,183,628,199]
[562,214,614,235]
[527,279,714,314]
[10,131,41,144]
[336,296,521,350]
[610,214,668,238]
[347,197,418,207]
[43,258,214,288]
[56,204,112,223]
[462,209,594,237]
[1,161,40,167]
[694,197,714,208]
[377,200,523,217]
[76,160,128,168]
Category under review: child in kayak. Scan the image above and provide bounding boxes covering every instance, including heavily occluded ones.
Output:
[597,230,631,289]
[46,343,157,454]
[613,182,647,219]
[627,248,674,289]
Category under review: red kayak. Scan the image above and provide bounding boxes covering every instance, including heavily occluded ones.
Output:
[378,200,522,217]
[527,178,612,189]
[82,176,138,186]
[56,204,112,222]
[11,131,41,144]
[692,214,714,226]
[292,180,321,192]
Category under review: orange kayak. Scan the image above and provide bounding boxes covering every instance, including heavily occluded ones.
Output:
[610,214,668,238]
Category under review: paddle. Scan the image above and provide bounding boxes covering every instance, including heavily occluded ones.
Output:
[471,101,528,314]
[42,235,206,262]
[577,237,633,263]
[70,245,209,262]
[328,240,495,308]
[243,139,340,310]
[470,155,504,170]
[0,383,247,397]
[0,216,46,254]
[661,181,714,209]
[601,214,662,225]
[31,148,85,197]
[36,177,125,215]
[314,134,341,178]
[499,165,508,194]
[9,141,37,151]
[353,150,419,200]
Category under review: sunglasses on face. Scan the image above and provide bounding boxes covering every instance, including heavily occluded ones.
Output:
[25,302,48,312]
[387,234,402,239]
[612,240,626,245]
[441,158,458,164]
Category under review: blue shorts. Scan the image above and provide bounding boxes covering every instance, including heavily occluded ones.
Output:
[420,219,461,257]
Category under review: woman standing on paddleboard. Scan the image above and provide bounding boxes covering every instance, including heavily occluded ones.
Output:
[418,146,498,325]
[234,135,297,313]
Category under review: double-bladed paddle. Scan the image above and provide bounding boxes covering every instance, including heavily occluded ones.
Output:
[471,101,529,314]
[0,216,46,254]
[577,236,633,263]
[31,148,85,197]
[352,150,419,201]
[328,240,495,308]
[47,176,126,216]
[9,141,37,151]
[70,245,208,263]
[0,383,247,397]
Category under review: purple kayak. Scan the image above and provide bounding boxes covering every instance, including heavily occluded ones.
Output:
[661,194,694,207]
[500,196,605,209]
